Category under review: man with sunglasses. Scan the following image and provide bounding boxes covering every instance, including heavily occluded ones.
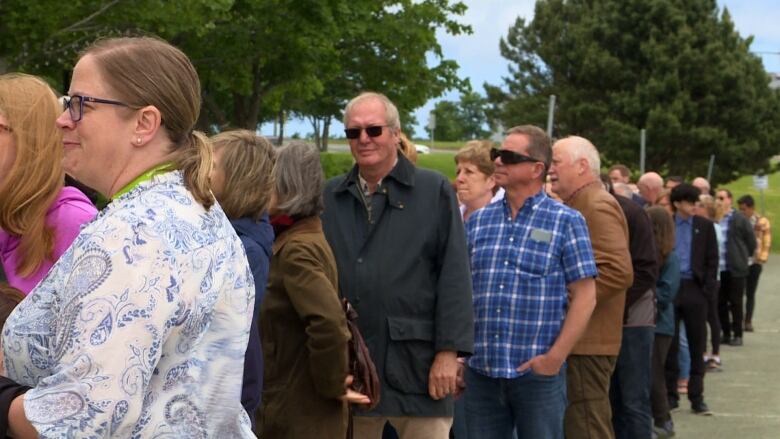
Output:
[321,92,474,439]
[463,125,597,438]
[549,136,633,439]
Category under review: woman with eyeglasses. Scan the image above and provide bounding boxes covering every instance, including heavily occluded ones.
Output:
[0,74,97,295]
[0,37,256,438]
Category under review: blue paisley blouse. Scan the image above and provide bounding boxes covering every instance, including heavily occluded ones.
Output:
[2,171,256,438]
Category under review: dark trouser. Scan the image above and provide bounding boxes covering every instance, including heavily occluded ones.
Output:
[610,327,654,439]
[565,355,617,439]
[719,271,747,339]
[651,335,672,426]
[707,280,721,355]
[745,263,763,323]
[665,280,708,406]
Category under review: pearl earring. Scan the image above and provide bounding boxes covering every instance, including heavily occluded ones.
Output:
[136,137,142,144]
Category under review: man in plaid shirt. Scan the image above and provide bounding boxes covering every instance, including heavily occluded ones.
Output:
[463,125,597,438]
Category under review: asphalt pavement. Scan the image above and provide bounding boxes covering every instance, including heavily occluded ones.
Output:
[672,256,780,438]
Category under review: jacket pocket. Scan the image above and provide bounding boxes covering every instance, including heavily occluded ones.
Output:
[385,316,435,394]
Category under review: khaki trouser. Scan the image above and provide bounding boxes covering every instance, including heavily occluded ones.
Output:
[353,416,453,439]
[564,354,618,439]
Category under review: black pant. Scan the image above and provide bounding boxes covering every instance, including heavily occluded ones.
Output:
[665,280,708,406]
[745,263,763,323]
[651,334,672,426]
[707,280,721,355]
[718,271,747,339]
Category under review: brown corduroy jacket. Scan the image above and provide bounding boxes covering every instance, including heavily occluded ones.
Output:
[566,182,633,356]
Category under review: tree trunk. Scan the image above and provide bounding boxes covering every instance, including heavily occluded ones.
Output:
[309,116,322,150]
[322,117,331,152]
[276,110,285,146]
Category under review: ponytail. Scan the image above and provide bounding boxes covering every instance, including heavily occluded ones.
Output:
[173,130,214,210]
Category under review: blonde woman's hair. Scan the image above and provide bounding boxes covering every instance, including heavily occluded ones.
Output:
[0,73,65,276]
[211,130,276,221]
[81,36,214,208]
[647,206,675,265]
[455,140,496,176]
[398,132,418,165]
[699,194,724,221]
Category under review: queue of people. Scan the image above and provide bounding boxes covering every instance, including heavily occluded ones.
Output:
[0,35,772,439]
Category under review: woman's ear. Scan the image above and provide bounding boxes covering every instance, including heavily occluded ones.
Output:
[133,105,162,146]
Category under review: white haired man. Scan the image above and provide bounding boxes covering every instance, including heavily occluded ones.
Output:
[637,172,664,206]
[549,136,633,439]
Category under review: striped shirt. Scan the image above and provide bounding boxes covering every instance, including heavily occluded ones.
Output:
[465,190,597,378]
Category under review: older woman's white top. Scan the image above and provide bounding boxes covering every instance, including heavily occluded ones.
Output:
[2,171,255,438]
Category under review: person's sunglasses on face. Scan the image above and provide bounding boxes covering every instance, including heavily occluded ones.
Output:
[344,125,389,139]
[490,148,540,165]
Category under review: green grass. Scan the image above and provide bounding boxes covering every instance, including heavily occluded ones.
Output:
[327,139,481,151]
[719,174,780,252]
[321,151,457,180]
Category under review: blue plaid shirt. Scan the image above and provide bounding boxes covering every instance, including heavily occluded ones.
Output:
[465,190,597,378]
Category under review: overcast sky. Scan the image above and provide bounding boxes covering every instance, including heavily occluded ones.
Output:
[264,0,780,139]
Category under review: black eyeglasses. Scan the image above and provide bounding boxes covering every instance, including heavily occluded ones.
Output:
[490,148,541,165]
[62,95,129,122]
[344,125,389,139]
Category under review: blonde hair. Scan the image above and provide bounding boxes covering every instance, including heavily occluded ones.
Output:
[398,132,418,164]
[81,37,214,209]
[211,130,276,221]
[455,140,496,176]
[0,73,65,276]
[699,194,724,221]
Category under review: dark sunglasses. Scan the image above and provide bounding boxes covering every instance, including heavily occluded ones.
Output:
[344,125,389,139]
[62,95,129,122]
[490,148,541,165]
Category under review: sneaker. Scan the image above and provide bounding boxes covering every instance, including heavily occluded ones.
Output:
[692,401,713,416]
[730,337,743,346]
[706,357,722,371]
[653,420,676,438]
[745,322,754,332]
[669,398,679,411]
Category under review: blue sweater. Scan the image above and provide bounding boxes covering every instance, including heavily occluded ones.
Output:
[231,215,273,423]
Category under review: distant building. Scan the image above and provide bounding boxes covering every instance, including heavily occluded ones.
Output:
[770,72,780,90]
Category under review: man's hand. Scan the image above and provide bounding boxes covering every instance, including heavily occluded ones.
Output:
[517,352,564,377]
[428,350,459,400]
[453,357,466,399]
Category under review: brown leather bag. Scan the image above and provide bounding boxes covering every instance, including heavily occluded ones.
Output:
[342,299,380,438]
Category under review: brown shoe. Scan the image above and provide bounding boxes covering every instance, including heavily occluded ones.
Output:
[745,322,754,332]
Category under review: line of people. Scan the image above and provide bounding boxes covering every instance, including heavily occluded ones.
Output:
[0,34,772,439]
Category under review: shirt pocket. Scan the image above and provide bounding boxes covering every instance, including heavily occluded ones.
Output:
[517,238,553,277]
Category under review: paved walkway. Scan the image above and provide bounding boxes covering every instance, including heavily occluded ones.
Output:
[673,257,780,438]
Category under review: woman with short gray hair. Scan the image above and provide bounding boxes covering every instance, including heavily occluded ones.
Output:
[259,141,370,437]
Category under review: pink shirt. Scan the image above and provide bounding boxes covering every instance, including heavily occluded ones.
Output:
[0,186,97,294]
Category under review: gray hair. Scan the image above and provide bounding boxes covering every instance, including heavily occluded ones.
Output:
[561,136,600,176]
[343,92,401,131]
[273,141,324,217]
[505,125,551,171]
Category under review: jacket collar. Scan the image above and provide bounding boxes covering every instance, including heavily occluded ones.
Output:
[272,216,323,255]
[332,151,415,194]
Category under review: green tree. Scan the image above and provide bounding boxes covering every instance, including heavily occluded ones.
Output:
[485,0,780,183]
[429,100,464,141]
[0,0,471,142]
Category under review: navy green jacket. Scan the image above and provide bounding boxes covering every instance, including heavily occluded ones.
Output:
[321,153,474,417]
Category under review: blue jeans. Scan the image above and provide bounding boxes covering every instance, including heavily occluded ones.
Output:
[677,323,690,379]
[610,326,654,439]
[464,365,567,439]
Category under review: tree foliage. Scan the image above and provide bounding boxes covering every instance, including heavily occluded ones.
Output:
[485,0,780,183]
[427,91,489,141]
[0,0,470,147]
